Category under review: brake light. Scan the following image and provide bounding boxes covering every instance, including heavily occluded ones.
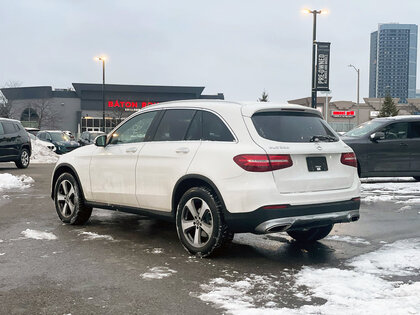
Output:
[233,154,293,172]
[341,152,357,167]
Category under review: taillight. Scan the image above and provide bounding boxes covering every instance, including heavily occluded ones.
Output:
[233,154,293,172]
[341,152,357,167]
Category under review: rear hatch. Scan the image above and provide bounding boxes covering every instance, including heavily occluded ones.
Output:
[243,109,355,194]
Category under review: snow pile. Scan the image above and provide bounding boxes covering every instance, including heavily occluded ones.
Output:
[77,231,114,241]
[30,139,59,164]
[141,267,177,280]
[0,174,34,192]
[361,179,420,206]
[21,229,57,240]
[195,238,420,314]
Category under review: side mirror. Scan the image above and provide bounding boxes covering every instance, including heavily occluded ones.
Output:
[95,135,107,147]
[370,131,385,142]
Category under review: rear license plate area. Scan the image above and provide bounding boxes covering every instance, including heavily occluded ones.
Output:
[306,156,328,172]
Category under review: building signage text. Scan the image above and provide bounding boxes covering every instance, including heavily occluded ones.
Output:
[108,100,158,110]
[331,110,355,118]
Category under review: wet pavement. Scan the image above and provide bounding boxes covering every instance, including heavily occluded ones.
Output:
[0,164,419,314]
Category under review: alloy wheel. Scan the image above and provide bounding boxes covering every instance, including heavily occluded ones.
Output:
[57,180,76,218]
[181,197,214,247]
[21,150,29,167]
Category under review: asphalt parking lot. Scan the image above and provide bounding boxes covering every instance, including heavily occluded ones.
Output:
[0,164,419,314]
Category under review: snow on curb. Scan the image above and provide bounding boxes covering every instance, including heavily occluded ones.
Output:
[0,174,34,192]
[195,238,420,314]
[141,267,177,280]
[30,139,59,164]
[21,229,57,240]
[361,180,420,207]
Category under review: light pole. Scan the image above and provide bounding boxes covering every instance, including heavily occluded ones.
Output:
[303,9,328,109]
[348,64,360,125]
[95,56,106,132]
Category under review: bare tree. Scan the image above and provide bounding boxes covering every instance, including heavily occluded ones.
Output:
[0,80,22,118]
[30,98,62,129]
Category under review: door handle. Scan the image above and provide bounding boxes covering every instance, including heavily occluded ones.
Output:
[126,147,137,153]
[176,147,190,154]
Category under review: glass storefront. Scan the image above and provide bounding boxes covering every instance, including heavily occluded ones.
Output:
[81,117,124,133]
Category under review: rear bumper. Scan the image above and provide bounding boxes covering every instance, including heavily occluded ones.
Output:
[224,198,360,233]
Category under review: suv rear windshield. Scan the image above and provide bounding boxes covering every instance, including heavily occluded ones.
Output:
[251,111,338,143]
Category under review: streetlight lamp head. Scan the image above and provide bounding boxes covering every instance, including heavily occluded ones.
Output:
[302,9,311,14]
[320,10,329,15]
[94,56,107,61]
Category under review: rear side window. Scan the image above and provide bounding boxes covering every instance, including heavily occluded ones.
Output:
[202,111,234,142]
[251,111,337,143]
[3,122,16,134]
[153,109,196,141]
[409,121,420,138]
[185,111,202,141]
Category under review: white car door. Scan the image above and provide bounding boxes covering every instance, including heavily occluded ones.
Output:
[136,109,201,211]
[89,111,158,207]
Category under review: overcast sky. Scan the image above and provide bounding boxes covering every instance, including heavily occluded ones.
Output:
[1,0,420,103]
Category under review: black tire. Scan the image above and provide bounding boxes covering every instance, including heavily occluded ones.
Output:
[15,148,30,169]
[54,173,92,225]
[413,176,420,182]
[287,224,333,243]
[176,186,231,257]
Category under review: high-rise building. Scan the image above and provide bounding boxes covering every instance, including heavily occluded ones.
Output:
[369,23,418,102]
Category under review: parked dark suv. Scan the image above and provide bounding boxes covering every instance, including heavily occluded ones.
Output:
[0,118,32,168]
[341,116,420,180]
[78,131,106,146]
[37,130,80,155]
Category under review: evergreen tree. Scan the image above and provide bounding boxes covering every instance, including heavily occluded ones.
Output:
[258,90,269,102]
[378,94,399,117]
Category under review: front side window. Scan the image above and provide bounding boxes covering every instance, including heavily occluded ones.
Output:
[153,109,196,141]
[380,122,408,140]
[110,111,157,144]
[252,111,337,143]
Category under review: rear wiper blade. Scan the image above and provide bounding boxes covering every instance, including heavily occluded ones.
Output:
[309,135,338,142]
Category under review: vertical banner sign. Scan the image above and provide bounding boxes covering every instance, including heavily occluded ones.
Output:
[316,42,331,91]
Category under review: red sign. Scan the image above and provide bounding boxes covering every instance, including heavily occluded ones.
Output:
[331,111,355,118]
[108,100,158,109]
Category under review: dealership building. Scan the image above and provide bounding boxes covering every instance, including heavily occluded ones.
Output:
[1,83,224,134]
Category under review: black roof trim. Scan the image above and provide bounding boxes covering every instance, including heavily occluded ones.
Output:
[72,83,205,98]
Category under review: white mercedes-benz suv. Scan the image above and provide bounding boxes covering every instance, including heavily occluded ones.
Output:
[51,100,360,257]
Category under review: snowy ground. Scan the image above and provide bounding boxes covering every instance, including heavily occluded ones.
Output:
[195,239,420,314]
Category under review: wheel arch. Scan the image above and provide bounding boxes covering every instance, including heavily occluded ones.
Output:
[51,163,85,200]
[172,174,227,216]
[21,144,31,156]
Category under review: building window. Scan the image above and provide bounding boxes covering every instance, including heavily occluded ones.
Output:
[20,108,39,128]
